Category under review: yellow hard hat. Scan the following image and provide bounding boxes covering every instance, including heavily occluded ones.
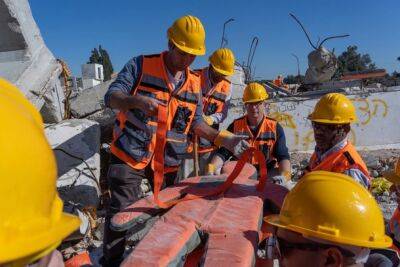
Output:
[209,48,235,76]
[308,93,357,124]
[167,15,206,56]
[383,158,400,184]
[0,82,80,265]
[265,171,392,249]
[243,82,268,103]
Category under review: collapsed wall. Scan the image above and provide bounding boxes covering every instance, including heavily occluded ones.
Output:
[0,0,64,122]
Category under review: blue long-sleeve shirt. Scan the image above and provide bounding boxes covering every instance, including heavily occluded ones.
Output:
[104,55,204,128]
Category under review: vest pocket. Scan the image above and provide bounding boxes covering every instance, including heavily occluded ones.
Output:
[115,123,151,162]
[165,140,188,166]
[205,102,218,116]
[171,106,193,133]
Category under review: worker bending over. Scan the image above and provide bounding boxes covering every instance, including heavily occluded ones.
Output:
[265,171,392,267]
[195,48,235,174]
[209,82,291,183]
[0,79,80,266]
[103,15,249,265]
[304,93,371,188]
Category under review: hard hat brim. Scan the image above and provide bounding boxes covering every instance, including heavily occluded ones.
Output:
[244,98,267,104]
[0,213,80,263]
[308,116,357,124]
[382,171,400,185]
[264,215,392,249]
[210,63,234,76]
[169,37,205,56]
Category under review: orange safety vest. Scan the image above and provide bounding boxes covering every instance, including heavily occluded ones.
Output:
[233,116,277,166]
[110,52,201,170]
[305,141,371,181]
[197,67,231,154]
[273,79,283,87]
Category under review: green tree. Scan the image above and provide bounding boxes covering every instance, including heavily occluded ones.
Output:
[88,48,101,64]
[334,45,376,78]
[99,45,114,81]
[87,45,114,81]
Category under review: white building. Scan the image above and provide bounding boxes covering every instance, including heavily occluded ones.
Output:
[81,63,104,90]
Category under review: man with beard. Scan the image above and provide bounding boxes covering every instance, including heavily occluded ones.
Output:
[304,93,371,188]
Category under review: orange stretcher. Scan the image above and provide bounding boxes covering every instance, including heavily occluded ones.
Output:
[111,161,288,267]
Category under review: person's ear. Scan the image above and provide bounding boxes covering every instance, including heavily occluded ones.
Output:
[168,41,174,51]
[322,247,343,267]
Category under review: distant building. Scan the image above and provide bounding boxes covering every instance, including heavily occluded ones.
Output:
[81,63,104,90]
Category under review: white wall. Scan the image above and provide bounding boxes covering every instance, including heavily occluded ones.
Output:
[82,63,104,81]
[223,87,400,152]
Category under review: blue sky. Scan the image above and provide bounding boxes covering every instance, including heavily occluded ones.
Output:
[29,0,400,79]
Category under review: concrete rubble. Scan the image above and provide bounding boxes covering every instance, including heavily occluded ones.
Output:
[0,0,65,123]
[45,119,101,205]
[45,119,101,238]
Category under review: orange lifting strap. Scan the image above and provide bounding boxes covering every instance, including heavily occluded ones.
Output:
[153,104,268,209]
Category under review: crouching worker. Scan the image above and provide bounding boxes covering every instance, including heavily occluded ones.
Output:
[208,82,291,184]
[264,171,392,267]
[304,93,371,188]
[103,15,250,265]
[0,79,80,266]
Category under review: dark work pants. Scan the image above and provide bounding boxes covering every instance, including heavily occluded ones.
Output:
[103,157,177,266]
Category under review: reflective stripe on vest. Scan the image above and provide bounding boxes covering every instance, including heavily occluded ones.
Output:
[111,52,201,170]
[198,67,231,153]
[233,116,277,166]
[306,142,371,181]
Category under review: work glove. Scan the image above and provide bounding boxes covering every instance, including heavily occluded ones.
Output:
[203,115,214,126]
[214,130,251,157]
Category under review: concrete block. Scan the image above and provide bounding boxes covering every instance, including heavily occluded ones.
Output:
[70,78,115,118]
[0,0,64,122]
[45,119,101,207]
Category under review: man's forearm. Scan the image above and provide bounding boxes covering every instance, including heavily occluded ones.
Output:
[193,121,219,141]
[109,91,139,111]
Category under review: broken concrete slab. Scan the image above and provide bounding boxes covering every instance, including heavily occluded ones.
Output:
[0,0,65,122]
[45,119,101,207]
[70,78,115,118]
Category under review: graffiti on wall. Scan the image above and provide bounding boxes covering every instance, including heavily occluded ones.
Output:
[350,98,388,125]
[268,96,389,151]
